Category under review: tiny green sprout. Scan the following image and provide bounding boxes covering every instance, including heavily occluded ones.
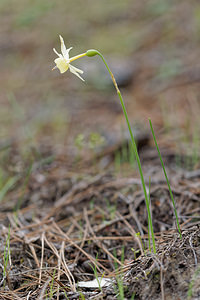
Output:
[74,133,85,151]
[188,265,200,299]
[79,291,86,300]
[113,248,125,300]
[88,253,104,293]
[88,132,105,150]
[49,269,56,299]
[131,248,140,260]
[135,232,145,253]
[3,225,11,281]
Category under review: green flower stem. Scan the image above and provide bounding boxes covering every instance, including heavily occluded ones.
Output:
[148,176,151,253]
[149,118,182,239]
[86,49,156,253]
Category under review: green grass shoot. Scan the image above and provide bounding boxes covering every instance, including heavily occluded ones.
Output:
[0,176,19,203]
[113,247,126,300]
[89,253,105,293]
[187,264,200,299]
[148,176,151,252]
[15,162,33,216]
[3,225,11,281]
[149,118,182,239]
[48,269,56,299]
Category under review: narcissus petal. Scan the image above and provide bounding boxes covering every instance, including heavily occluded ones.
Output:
[54,58,69,74]
[69,64,84,81]
[59,35,72,60]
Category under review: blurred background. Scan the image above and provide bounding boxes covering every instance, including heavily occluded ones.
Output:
[0,0,200,165]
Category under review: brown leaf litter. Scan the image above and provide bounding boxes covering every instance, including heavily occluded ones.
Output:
[0,147,200,299]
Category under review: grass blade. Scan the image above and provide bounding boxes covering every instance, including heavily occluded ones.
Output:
[0,176,19,203]
[149,118,182,239]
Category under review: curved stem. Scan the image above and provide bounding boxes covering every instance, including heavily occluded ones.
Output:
[94,50,156,253]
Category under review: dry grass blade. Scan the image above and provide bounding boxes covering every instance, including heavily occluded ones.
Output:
[116,211,144,255]
[189,233,198,266]
[0,291,22,300]
[73,216,89,266]
[52,221,111,274]
[129,203,144,235]
[28,243,40,269]
[60,241,76,292]
[84,208,124,268]
[43,234,76,292]
[56,247,62,300]
[160,254,165,300]
[39,232,45,286]
[37,277,51,300]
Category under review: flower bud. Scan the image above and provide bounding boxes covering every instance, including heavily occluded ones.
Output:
[86,49,99,57]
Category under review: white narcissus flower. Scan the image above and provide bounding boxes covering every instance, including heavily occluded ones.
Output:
[52,35,85,81]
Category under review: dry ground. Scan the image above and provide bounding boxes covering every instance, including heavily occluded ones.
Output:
[0,1,200,299]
